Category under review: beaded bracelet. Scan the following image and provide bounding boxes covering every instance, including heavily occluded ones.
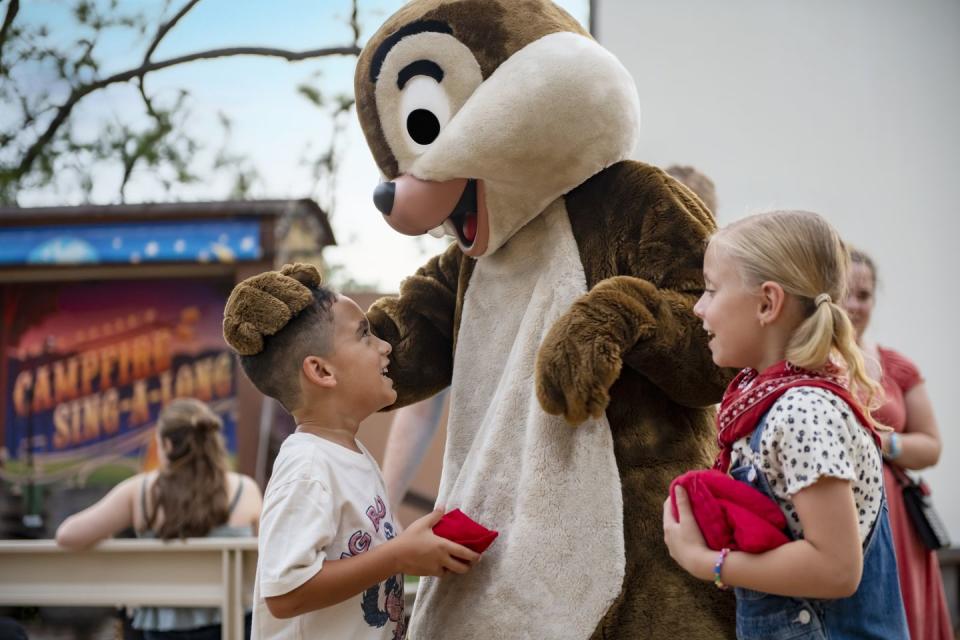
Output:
[713,547,731,590]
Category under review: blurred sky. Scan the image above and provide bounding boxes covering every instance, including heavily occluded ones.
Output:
[15,0,591,292]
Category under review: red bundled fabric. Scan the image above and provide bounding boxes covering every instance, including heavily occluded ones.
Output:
[432,509,499,553]
[669,470,790,553]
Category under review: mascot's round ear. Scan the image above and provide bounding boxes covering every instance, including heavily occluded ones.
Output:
[223,263,323,356]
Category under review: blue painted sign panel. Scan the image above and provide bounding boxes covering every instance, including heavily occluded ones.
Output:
[0,220,262,265]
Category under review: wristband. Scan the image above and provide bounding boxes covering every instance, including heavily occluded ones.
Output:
[886,433,902,460]
[713,547,731,590]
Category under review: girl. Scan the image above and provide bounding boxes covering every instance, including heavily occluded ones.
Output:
[662,210,908,639]
[56,398,262,640]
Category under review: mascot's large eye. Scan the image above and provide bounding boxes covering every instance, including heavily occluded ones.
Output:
[407,110,440,145]
[399,75,451,152]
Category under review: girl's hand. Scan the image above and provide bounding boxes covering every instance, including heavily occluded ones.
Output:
[662,486,714,581]
[391,509,480,577]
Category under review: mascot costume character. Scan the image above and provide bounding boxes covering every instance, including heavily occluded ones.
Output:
[355,1,735,637]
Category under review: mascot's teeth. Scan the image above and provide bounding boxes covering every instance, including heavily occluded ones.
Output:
[442,219,459,238]
[427,225,446,238]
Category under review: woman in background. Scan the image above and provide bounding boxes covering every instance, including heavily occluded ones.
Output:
[844,249,950,640]
[56,398,262,640]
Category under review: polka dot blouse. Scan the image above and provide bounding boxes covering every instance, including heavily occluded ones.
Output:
[729,386,884,542]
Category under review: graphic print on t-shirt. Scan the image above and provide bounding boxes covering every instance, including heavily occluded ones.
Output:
[367,496,387,532]
[338,494,406,639]
[363,573,406,639]
[340,530,373,558]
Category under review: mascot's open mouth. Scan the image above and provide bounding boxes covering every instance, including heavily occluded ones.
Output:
[444,179,479,245]
[374,174,488,255]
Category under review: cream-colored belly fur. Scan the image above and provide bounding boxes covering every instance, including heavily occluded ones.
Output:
[409,201,625,639]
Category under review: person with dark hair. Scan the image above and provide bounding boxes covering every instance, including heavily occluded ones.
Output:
[222,263,479,640]
[55,397,263,639]
[843,248,951,640]
[665,164,718,214]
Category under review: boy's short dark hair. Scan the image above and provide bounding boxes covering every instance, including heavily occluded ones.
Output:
[223,264,336,412]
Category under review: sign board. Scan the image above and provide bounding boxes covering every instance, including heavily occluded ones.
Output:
[2,278,237,484]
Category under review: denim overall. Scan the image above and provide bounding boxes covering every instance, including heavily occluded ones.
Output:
[729,413,909,640]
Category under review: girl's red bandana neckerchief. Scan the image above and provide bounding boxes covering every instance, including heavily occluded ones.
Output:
[714,360,881,473]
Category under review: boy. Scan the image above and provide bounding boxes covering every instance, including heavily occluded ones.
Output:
[223,264,478,639]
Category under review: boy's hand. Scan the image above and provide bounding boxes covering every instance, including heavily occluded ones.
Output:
[391,509,481,577]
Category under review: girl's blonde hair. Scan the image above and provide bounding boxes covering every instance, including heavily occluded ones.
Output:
[149,398,230,540]
[711,210,882,413]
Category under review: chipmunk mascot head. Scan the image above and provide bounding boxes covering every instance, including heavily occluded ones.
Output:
[355,1,734,638]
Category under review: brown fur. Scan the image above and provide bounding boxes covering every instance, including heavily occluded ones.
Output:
[355,0,588,179]
[366,245,474,408]
[222,263,322,355]
[562,161,736,638]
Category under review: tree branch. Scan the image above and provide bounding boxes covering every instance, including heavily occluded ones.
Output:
[349,0,360,47]
[143,0,201,64]
[138,79,159,120]
[15,43,362,181]
[0,0,20,67]
[138,0,202,118]
[152,44,363,67]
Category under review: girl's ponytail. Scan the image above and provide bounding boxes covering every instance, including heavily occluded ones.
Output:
[829,297,883,418]
[788,295,882,418]
[786,294,836,373]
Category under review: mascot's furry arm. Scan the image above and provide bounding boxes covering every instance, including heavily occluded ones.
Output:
[368,241,471,408]
[536,162,731,424]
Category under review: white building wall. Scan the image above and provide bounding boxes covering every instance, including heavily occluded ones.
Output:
[597,0,960,536]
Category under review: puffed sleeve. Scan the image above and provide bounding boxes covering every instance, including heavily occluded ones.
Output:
[881,347,924,393]
[764,388,858,496]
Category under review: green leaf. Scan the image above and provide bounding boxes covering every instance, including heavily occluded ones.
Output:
[297,84,324,107]
[73,1,92,24]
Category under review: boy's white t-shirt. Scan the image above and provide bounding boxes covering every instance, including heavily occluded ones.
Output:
[253,432,405,640]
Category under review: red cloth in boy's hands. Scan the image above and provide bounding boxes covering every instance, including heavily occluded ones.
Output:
[432,509,498,553]
[670,469,790,553]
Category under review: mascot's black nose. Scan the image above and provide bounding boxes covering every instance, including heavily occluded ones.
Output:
[373,182,395,216]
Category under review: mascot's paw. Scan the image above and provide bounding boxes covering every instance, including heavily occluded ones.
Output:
[535,305,623,425]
